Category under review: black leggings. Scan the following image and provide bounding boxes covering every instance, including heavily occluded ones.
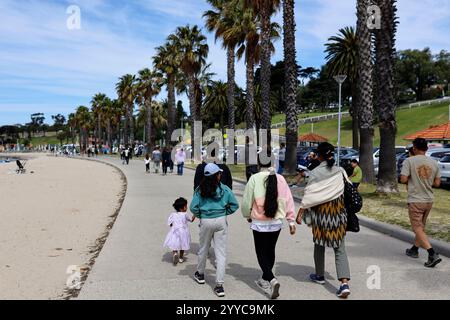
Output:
[253,230,281,282]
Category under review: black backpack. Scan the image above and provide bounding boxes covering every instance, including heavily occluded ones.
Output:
[342,174,362,233]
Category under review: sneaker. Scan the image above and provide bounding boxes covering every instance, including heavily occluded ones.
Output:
[194,272,205,284]
[336,284,351,299]
[179,258,184,264]
[214,285,225,297]
[424,253,442,268]
[309,274,325,285]
[173,253,179,266]
[255,278,270,293]
[406,248,419,258]
[269,278,280,300]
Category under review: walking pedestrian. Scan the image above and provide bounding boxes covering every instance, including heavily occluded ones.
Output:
[400,138,442,268]
[162,147,171,176]
[164,197,195,265]
[175,148,186,176]
[296,142,352,299]
[194,149,233,190]
[190,163,239,297]
[145,153,151,173]
[349,159,362,190]
[152,146,162,174]
[241,150,296,300]
[277,143,286,174]
[123,147,130,165]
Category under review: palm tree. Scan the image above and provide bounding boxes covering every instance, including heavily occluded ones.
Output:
[116,74,136,146]
[91,93,108,148]
[283,0,298,175]
[245,0,281,138]
[356,0,375,184]
[75,106,91,153]
[154,41,181,144]
[137,101,168,146]
[374,0,399,193]
[136,68,162,150]
[67,113,76,145]
[203,80,229,135]
[168,25,209,157]
[224,3,280,132]
[204,0,239,130]
[325,26,359,150]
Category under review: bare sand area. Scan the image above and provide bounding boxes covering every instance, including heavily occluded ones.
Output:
[0,154,125,299]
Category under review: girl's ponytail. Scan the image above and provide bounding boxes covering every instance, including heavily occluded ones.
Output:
[264,168,279,218]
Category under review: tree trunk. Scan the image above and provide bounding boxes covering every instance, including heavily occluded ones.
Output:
[227,47,236,130]
[188,74,198,160]
[107,120,112,155]
[351,82,359,150]
[356,0,375,184]
[260,3,272,145]
[146,99,152,150]
[375,0,398,193]
[283,0,298,175]
[123,114,129,146]
[98,115,102,147]
[245,58,256,130]
[167,75,176,144]
[129,105,135,146]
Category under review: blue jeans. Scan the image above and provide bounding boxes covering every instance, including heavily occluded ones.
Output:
[177,162,184,175]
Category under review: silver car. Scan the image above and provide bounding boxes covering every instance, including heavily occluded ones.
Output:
[438,154,450,186]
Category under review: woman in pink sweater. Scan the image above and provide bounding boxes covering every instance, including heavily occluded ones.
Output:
[241,155,296,300]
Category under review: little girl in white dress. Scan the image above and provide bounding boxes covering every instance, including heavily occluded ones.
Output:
[164,197,195,265]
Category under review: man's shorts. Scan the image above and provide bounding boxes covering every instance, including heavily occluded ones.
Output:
[408,203,433,232]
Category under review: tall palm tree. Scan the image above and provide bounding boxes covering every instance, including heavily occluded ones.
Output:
[91,93,108,148]
[325,26,359,150]
[224,3,280,132]
[283,0,298,175]
[374,0,399,193]
[356,0,375,184]
[245,0,281,138]
[137,101,168,146]
[75,106,91,153]
[67,113,76,145]
[168,25,209,157]
[203,80,229,135]
[136,68,162,150]
[154,41,181,144]
[204,0,239,130]
[116,74,136,146]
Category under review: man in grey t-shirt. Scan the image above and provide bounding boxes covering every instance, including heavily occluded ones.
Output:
[400,138,441,268]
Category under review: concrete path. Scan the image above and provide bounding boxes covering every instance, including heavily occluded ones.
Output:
[79,156,450,300]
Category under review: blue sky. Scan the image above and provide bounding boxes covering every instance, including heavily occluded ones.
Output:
[1,0,449,126]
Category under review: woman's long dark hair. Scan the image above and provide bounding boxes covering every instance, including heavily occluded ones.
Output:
[199,173,221,198]
[259,146,278,218]
[317,142,335,168]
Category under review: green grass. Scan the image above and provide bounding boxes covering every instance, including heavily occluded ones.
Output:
[358,183,450,242]
[278,102,450,146]
[26,135,61,146]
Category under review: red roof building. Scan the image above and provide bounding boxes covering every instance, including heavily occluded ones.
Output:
[404,122,450,143]
[299,133,329,146]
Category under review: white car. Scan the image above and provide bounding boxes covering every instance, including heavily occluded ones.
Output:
[426,148,450,161]
[438,154,450,186]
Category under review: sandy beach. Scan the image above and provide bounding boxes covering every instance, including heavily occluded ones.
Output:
[0,154,124,300]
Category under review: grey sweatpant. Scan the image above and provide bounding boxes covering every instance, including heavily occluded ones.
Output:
[314,239,351,281]
[197,216,228,285]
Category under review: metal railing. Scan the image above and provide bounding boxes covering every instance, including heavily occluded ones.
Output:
[271,112,350,129]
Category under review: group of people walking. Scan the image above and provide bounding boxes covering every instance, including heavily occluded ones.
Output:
[164,142,356,299]
[144,146,187,176]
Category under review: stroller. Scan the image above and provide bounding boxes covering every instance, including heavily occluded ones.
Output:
[16,160,27,174]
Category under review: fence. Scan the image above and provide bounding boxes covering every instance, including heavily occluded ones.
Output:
[271,112,350,129]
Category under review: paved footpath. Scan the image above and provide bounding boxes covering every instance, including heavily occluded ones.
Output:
[79,156,450,300]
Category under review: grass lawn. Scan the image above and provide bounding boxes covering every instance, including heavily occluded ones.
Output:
[358,183,450,242]
[28,136,61,146]
[278,101,450,147]
[271,111,332,124]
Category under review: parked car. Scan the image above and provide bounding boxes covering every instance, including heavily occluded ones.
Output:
[438,154,450,187]
[396,151,410,177]
[426,147,450,161]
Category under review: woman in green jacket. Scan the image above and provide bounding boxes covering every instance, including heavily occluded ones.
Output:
[190,163,239,298]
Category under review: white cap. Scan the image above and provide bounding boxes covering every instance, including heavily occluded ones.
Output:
[204,163,223,177]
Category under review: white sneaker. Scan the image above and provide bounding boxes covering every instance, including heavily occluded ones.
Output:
[269,278,280,300]
[255,278,270,293]
[179,258,184,263]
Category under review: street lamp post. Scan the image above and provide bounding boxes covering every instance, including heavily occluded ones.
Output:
[334,75,347,167]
